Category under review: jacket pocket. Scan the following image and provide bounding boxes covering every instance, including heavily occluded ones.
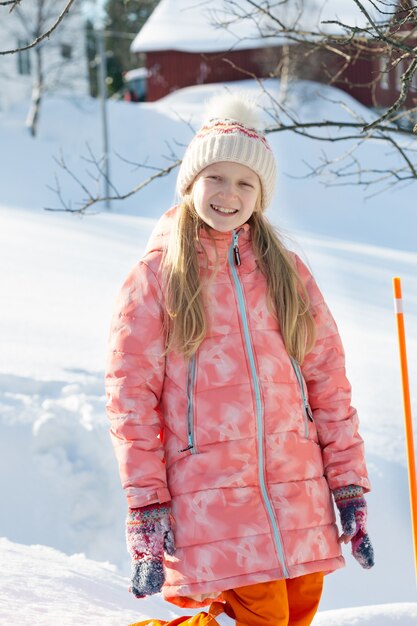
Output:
[290,356,314,437]
[179,355,198,453]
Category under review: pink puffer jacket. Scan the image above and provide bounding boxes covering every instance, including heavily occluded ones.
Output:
[105,206,370,608]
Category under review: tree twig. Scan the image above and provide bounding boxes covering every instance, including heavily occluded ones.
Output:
[0,0,22,9]
[0,0,77,55]
[364,55,417,131]
[47,158,182,214]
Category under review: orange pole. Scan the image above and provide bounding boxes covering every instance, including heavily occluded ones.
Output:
[393,277,417,585]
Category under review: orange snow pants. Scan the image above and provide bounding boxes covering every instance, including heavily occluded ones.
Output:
[129,571,324,626]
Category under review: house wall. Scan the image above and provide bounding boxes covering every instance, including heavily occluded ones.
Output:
[144,47,280,101]
[140,32,417,113]
[0,1,89,112]
[329,45,417,110]
[373,54,417,109]
[330,52,378,107]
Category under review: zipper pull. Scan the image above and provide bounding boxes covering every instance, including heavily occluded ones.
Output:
[305,403,314,422]
[179,433,194,453]
[233,231,241,266]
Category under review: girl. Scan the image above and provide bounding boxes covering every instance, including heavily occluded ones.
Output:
[105,94,374,626]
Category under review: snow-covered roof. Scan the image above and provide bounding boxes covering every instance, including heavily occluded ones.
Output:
[124,67,148,81]
[130,0,390,54]
[131,0,275,53]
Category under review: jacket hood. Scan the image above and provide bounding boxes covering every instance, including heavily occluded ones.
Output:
[144,206,179,256]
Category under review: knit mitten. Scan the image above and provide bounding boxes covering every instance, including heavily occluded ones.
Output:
[333,485,374,569]
[126,503,175,598]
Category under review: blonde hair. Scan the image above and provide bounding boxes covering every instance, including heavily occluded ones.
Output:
[162,198,316,363]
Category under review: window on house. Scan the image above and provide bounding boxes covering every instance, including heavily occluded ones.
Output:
[412,70,417,92]
[61,43,72,60]
[379,56,389,90]
[17,39,31,75]
[395,60,403,92]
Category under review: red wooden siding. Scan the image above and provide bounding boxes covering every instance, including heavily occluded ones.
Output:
[329,44,417,109]
[145,48,279,101]
[141,43,417,111]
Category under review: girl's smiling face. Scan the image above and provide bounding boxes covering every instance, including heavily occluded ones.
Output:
[191,161,261,232]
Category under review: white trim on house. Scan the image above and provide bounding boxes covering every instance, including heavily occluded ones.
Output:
[395,59,404,92]
[379,56,389,90]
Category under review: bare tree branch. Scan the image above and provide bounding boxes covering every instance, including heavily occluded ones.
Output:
[47,0,417,212]
[364,54,417,130]
[48,154,182,214]
[0,0,22,9]
[0,0,77,55]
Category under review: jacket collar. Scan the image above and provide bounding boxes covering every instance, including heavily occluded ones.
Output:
[144,206,256,272]
[197,223,254,271]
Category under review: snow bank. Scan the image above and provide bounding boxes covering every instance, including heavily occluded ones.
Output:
[1,538,416,626]
[2,79,415,253]
[316,603,417,626]
[0,537,154,626]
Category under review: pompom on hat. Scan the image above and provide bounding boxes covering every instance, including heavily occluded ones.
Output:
[176,94,276,210]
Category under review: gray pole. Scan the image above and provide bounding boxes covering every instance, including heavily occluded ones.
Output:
[97,27,111,210]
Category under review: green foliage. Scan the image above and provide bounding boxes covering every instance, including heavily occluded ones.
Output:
[103,0,158,96]
[85,0,158,98]
[86,18,99,97]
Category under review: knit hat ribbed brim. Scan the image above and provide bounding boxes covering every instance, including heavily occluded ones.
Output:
[176,95,276,209]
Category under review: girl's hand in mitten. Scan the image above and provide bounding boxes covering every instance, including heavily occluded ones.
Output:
[126,503,175,598]
[333,485,375,570]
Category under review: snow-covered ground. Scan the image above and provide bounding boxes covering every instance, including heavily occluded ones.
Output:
[2,537,416,626]
[1,79,417,624]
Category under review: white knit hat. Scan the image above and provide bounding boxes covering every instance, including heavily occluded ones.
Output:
[176,94,276,209]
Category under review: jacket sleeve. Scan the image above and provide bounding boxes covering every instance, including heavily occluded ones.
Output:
[105,259,171,509]
[295,255,371,494]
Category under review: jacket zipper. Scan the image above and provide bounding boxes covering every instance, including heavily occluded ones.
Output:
[290,356,314,437]
[228,230,289,578]
[179,355,198,453]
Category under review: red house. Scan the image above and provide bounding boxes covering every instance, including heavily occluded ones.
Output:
[131,0,417,110]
